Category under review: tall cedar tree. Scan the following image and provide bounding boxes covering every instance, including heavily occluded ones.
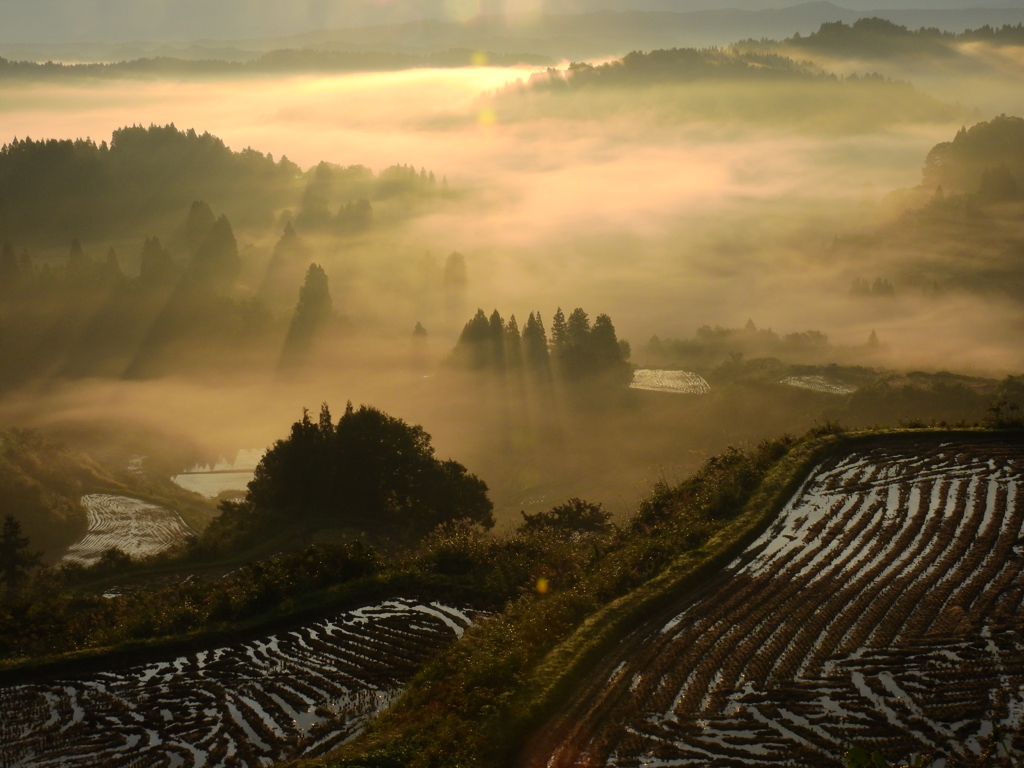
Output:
[280,263,334,369]
[190,214,240,291]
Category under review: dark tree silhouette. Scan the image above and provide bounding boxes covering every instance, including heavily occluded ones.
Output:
[453,308,491,369]
[242,403,493,541]
[258,221,310,309]
[190,214,240,290]
[505,314,522,369]
[451,305,628,383]
[550,307,567,358]
[66,238,89,280]
[488,309,506,371]
[522,312,550,373]
[979,162,1021,201]
[139,236,177,287]
[0,514,42,594]
[520,498,612,535]
[336,198,373,234]
[297,161,333,229]
[280,263,334,369]
[184,200,216,254]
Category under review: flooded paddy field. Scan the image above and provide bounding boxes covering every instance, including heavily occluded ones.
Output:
[780,375,858,395]
[62,495,196,565]
[0,599,475,767]
[543,437,1024,766]
[630,370,711,394]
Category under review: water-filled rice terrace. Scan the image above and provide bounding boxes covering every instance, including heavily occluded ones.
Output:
[62,494,196,565]
[547,436,1024,766]
[630,370,711,394]
[0,599,475,767]
[780,375,857,395]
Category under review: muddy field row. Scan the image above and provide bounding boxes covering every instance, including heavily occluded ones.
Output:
[0,599,476,768]
[556,439,1024,767]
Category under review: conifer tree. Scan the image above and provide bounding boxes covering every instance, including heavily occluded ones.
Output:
[298,161,333,228]
[488,309,506,371]
[522,312,550,371]
[281,263,334,369]
[453,309,490,369]
[102,246,124,282]
[184,200,216,254]
[550,307,567,357]
[566,308,591,349]
[139,236,177,286]
[505,314,522,368]
[66,238,89,280]
[191,214,240,291]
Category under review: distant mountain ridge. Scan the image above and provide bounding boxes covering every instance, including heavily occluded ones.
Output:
[4,3,1024,63]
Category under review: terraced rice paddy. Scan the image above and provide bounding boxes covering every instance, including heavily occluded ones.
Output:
[0,599,475,768]
[62,495,196,565]
[540,437,1024,767]
[630,370,711,394]
[781,375,857,395]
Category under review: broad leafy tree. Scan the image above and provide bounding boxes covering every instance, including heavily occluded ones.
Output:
[242,403,493,541]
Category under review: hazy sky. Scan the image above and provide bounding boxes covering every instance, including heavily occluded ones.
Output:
[2,0,1023,44]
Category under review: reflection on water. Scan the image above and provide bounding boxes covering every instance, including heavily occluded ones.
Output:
[172,472,254,498]
[172,449,263,498]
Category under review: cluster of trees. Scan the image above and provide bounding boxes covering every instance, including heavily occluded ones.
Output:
[0,125,299,242]
[922,115,1024,196]
[294,161,375,232]
[204,403,494,549]
[0,48,552,81]
[850,277,896,297]
[0,123,445,244]
[776,18,1024,59]
[377,163,443,199]
[0,201,347,386]
[643,320,841,369]
[449,307,631,385]
[525,48,817,91]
